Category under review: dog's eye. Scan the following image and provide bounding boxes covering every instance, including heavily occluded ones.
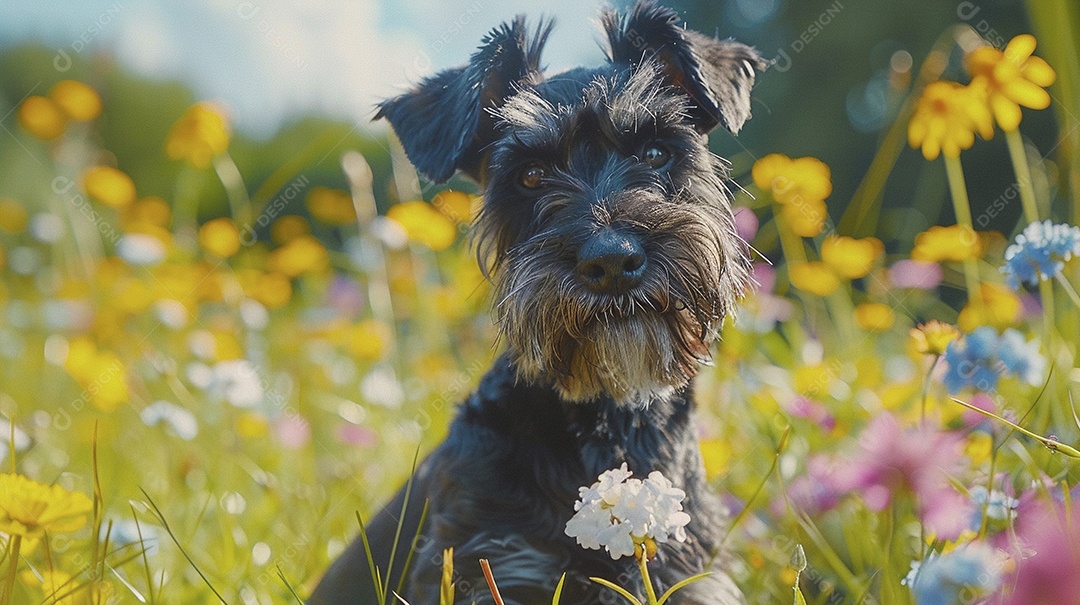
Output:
[641,144,671,169]
[519,164,546,189]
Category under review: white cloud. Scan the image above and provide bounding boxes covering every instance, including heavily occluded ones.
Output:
[0,0,616,136]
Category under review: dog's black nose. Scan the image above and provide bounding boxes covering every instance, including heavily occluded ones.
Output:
[576,229,647,294]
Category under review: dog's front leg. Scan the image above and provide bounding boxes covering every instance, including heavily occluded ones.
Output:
[308,457,434,605]
[406,533,573,605]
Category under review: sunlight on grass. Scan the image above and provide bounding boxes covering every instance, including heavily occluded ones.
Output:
[0,22,1078,605]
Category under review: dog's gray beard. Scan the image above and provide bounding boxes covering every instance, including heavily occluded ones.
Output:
[494,254,724,406]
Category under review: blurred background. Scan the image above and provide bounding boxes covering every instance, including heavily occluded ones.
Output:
[1,2,1079,602]
[1,0,1073,240]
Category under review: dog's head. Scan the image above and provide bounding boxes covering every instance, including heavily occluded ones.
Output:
[378,1,763,404]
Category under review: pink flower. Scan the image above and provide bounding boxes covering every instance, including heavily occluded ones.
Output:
[784,455,843,515]
[787,396,836,432]
[889,260,943,289]
[275,415,311,449]
[997,501,1080,604]
[961,392,996,428]
[733,207,759,242]
[751,263,777,293]
[834,413,972,539]
[337,424,378,447]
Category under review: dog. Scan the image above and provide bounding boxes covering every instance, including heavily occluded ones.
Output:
[310,2,763,603]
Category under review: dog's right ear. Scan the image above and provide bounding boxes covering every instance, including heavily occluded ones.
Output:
[375,18,552,184]
[603,1,766,135]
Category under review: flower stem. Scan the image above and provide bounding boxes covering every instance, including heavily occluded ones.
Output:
[949,397,1080,458]
[774,212,808,265]
[1005,127,1058,355]
[637,552,659,605]
[943,155,981,308]
[213,153,253,228]
[920,355,941,424]
[1,534,21,605]
[1056,273,1080,310]
[1004,128,1041,223]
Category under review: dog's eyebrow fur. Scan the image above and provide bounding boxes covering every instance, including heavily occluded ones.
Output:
[498,65,697,164]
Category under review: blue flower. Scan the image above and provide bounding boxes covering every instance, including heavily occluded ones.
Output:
[969,485,1019,531]
[906,544,1002,605]
[1001,220,1080,289]
[943,327,1045,393]
[997,329,1047,386]
[943,327,1002,393]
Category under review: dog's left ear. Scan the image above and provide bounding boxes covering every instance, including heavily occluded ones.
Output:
[602,1,766,134]
[375,18,553,183]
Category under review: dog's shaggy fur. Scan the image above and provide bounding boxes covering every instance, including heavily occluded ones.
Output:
[310,2,763,603]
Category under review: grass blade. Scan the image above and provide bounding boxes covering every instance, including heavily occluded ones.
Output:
[276,565,305,605]
[551,573,566,605]
[439,547,454,605]
[723,425,790,545]
[383,444,424,604]
[396,498,431,598]
[129,502,156,605]
[138,488,229,604]
[479,559,505,605]
[656,572,711,605]
[356,511,385,605]
[588,577,642,605]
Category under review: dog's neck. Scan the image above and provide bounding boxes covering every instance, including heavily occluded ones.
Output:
[457,353,701,482]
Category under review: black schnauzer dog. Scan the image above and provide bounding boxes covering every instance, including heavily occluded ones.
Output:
[311,2,762,603]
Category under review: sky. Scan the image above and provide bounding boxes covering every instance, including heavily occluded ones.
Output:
[0,0,616,136]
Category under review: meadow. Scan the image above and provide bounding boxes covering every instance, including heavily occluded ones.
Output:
[2,15,1080,605]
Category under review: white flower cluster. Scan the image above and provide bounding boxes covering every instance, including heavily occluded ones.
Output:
[565,463,691,560]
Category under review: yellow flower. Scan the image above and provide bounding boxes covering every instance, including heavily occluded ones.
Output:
[82,166,137,209]
[386,200,458,251]
[268,235,329,277]
[908,81,994,160]
[794,363,835,398]
[958,283,1020,331]
[22,569,77,605]
[778,197,828,237]
[909,320,960,356]
[789,261,840,296]
[271,215,311,244]
[700,438,733,481]
[432,190,476,224]
[0,198,29,233]
[855,302,895,332]
[0,473,92,537]
[306,186,357,225]
[752,154,832,205]
[165,102,230,169]
[965,34,1056,132]
[123,196,172,229]
[821,235,883,279]
[236,412,269,438]
[238,269,292,309]
[17,95,68,140]
[49,80,102,122]
[199,217,242,258]
[965,431,993,465]
[63,337,131,412]
[336,319,389,361]
[911,225,984,262]
[755,156,831,235]
[753,154,832,238]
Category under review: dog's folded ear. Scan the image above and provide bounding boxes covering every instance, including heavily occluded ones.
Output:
[375,18,552,183]
[602,0,766,134]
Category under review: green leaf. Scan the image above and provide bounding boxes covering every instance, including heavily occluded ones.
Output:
[791,544,807,605]
[589,577,643,605]
[656,572,712,605]
[551,573,567,605]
